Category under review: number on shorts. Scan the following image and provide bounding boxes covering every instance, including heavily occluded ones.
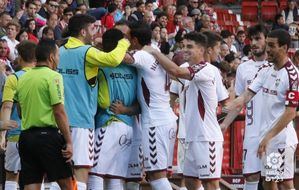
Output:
[246,100,253,125]
[243,149,247,161]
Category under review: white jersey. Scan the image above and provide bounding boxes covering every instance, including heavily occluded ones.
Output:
[170,62,228,139]
[248,61,299,148]
[132,50,177,127]
[235,58,267,139]
[184,62,224,142]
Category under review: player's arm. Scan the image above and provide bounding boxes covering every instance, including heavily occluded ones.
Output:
[86,39,130,68]
[49,74,72,162]
[258,106,296,158]
[1,75,17,124]
[109,100,141,116]
[220,89,255,132]
[53,103,72,162]
[258,89,299,158]
[143,46,193,80]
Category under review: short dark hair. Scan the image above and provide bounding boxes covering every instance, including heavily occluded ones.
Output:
[237,30,245,36]
[136,0,145,7]
[16,40,37,62]
[63,7,73,15]
[102,29,124,52]
[16,28,28,41]
[145,0,153,5]
[243,44,251,56]
[156,11,167,19]
[275,13,283,22]
[42,26,54,35]
[175,29,186,43]
[184,31,207,48]
[268,29,291,49]
[0,11,10,18]
[35,39,57,62]
[224,52,235,63]
[67,14,96,37]
[202,31,222,48]
[130,21,152,46]
[150,22,161,30]
[220,30,232,39]
[247,24,268,40]
[115,19,130,27]
[107,3,117,13]
[25,0,36,8]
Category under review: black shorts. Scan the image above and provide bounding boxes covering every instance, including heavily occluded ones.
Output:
[18,127,72,185]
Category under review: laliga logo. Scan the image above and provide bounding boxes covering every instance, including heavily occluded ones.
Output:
[266,153,283,169]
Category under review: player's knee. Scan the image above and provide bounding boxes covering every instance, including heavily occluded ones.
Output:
[56,177,73,190]
[205,179,220,190]
[74,168,90,183]
[278,180,294,190]
[146,170,167,181]
[245,173,260,182]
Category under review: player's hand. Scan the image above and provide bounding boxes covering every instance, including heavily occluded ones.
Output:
[110,100,126,115]
[1,120,18,130]
[257,136,270,158]
[220,123,227,134]
[123,53,134,64]
[142,45,157,54]
[62,143,73,163]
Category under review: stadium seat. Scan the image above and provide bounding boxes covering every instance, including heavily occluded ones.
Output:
[261,1,278,21]
[279,0,288,12]
[241,1,258,21]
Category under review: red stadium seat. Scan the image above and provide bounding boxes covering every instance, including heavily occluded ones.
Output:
[279,0,288,12]
[241,1,258,21]
[261,1,278,21]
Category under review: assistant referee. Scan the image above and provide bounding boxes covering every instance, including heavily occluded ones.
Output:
[14,39,73,190]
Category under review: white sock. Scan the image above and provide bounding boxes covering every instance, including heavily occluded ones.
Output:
[197,185,204,190]
[49,182,61,190]
[77,181,87,190]
[180,187,188,190]
[244,181,259,190]
[5,181,18,190]
[150,178,172,190]
[126,182,140,190]
[104,179,124,190]
[43,182,52,189]
[87,175,104,190]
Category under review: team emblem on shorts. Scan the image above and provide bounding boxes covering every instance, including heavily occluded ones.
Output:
[265,152,284,182]
[266,152,283,169]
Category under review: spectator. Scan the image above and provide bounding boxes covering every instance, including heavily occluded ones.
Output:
[38,13,61,40]
[77,3,87,15]
[143,10,154,25]
[224,52,240,73]
[182,16,194,32]
[167,11,182,36]
[0,12,12,38]
[129,0,145,22]
[58,7,73,31]
[241,44,251,63]
[113,0,124,22]
[282,0,298,25]
[177,5,188,18]
[0,39,11,67]
[156,11,168,28]
[171,28,186,52]
[145,0,154,11]
[160,27,171,55]
[20,1,37,27]
[2,21,20,61]
[187,0,199,15]
[16,28,29,42]
[234,30,246,56]
[272,13,289,31]
[289,21,299,48]
[38,0,58,19]
[41,26,54,40]
[199,14,210,32]
[190,8,201,31]
[220,29,237,53]
[101,3,117,30]
[219,42,229,62]
[57,0,68,17]
[25,19,39,43]
[151,22,161,49]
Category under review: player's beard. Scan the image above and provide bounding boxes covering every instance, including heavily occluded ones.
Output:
[252,46,266,58]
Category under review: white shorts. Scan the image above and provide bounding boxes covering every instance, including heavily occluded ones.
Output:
[90,122,133,178]
[71,128,94,167]
[127,119,143,180]
[261,145,296,181]
[183,141,223,180]
[243,137,262,175]
[142,123,177,172]
[5,141,20,173]
[176,138,186,174]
